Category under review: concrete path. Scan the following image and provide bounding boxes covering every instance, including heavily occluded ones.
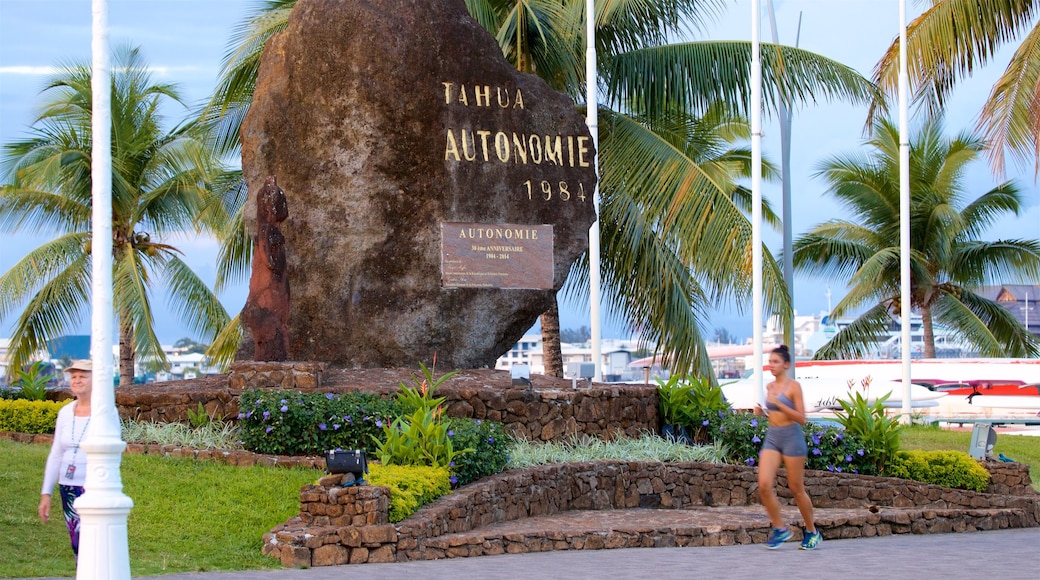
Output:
[131,527,1038,580]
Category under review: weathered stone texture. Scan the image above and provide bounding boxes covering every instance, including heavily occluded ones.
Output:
[240,175,291,362]
[241,0,596,368]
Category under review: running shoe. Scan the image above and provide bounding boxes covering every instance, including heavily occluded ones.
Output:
[800,529,822,550]
[765,526,792,549]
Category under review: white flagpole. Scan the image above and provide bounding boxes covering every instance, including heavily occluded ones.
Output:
[76,1,133,577]
[587,0,602,381]
[898,0,913,423]
[751,0,765,405]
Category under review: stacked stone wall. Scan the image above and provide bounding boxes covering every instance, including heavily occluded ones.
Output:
[261,461,1040,566]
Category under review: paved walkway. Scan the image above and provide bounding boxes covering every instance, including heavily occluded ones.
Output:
[122,527,1038,580]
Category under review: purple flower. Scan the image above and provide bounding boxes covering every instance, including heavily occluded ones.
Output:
[718,410,725,418]
[333,424,341,430]
[345,416,353,423]
[449,475,458,485]
[812,448,822,456]
[262,410,271,421]
[811,434,821,446]
[752,435,761,444]
[845,455,853,463]
[237,412,245,419]
[280,405,288,413]
[702,420,710,426]
[475,420,482,424]
[827,465,834,472]
[835,467,843,473]
[750,419,758,428]
[488,437,495,443]
[280,399,287,405]
[318,423,327,431]
[447,430,454,437]
[857,449,865,456]
[836,433,844,441]
[449,461,455,467]
[326,392,335,399]
[265,426,274,433]
[744,457,756,466]
[255,398,262,404]
[375,419,383,428]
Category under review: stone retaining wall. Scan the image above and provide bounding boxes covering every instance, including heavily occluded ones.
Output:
[262,460,1040,566]
[102,365,659,442]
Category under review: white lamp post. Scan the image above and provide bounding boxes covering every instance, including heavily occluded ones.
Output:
[898,0,913,423]
[75,1,134,577]
[586,0,602,381]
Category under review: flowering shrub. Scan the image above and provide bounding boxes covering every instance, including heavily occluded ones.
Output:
[237,389,398,456]
[715,411,767,466]
[803,422,875,475]
[444,417,510,487]
[714,411,875,475]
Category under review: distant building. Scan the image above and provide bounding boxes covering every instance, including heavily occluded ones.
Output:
[496,334,649,382]
[976,284,1040,339]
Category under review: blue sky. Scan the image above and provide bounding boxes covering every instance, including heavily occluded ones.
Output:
[1,0,1037,345]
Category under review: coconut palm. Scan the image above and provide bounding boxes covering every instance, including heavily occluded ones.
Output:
[202,0,876,377]
[792,116,1040,360]
[873,0,1040,176]
[0,46,232,386]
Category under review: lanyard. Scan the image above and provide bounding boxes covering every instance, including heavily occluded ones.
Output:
[70,413,91,467]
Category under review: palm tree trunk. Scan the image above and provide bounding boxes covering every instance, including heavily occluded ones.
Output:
[921,303,936,359]
[119,318,135,386]
[541,299,563,378]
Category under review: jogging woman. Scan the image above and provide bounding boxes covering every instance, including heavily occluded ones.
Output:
[754,345,821,550]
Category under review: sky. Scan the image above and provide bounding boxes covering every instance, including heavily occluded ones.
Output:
[1,0,1038,346]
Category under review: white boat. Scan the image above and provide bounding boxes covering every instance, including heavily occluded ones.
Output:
[720,377,945,412]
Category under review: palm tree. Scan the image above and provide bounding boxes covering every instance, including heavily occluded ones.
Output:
[0,46,232,386]
[202,0,875,377]
[792,116,1040,360]
[873,0,1040,176]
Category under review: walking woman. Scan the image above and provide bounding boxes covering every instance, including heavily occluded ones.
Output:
[39,360,93,558]
[754,345,821,549]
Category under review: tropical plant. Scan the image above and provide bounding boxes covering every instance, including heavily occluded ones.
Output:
[372,407,474,469]
[0,46,232,385]
[200,0,876,377]
[9,361,52,401]
[394,361,456,416]
[792,116,1040,359]
[872,0,1040,176]
[833,391,903,475]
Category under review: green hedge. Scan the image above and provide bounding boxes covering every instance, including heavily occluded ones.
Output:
[887,449,991,492]
[367,463,450,522]
[0,399,69,434]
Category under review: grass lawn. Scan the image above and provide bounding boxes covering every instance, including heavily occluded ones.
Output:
[0,440,320,578]
[901,425,1040,491]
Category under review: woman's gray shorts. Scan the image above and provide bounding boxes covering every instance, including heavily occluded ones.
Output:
[762,423,807,457]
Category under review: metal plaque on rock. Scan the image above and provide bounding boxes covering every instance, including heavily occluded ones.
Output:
[441,223,553,289]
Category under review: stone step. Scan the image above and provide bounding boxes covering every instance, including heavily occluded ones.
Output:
[403,505,1033,561]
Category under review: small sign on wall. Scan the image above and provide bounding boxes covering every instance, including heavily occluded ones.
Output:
[441,222,554,289]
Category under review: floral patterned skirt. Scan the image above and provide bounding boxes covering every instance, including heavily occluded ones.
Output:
[58,484,85,556]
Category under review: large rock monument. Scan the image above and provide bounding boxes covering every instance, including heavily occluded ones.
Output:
[240,0,597,368]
